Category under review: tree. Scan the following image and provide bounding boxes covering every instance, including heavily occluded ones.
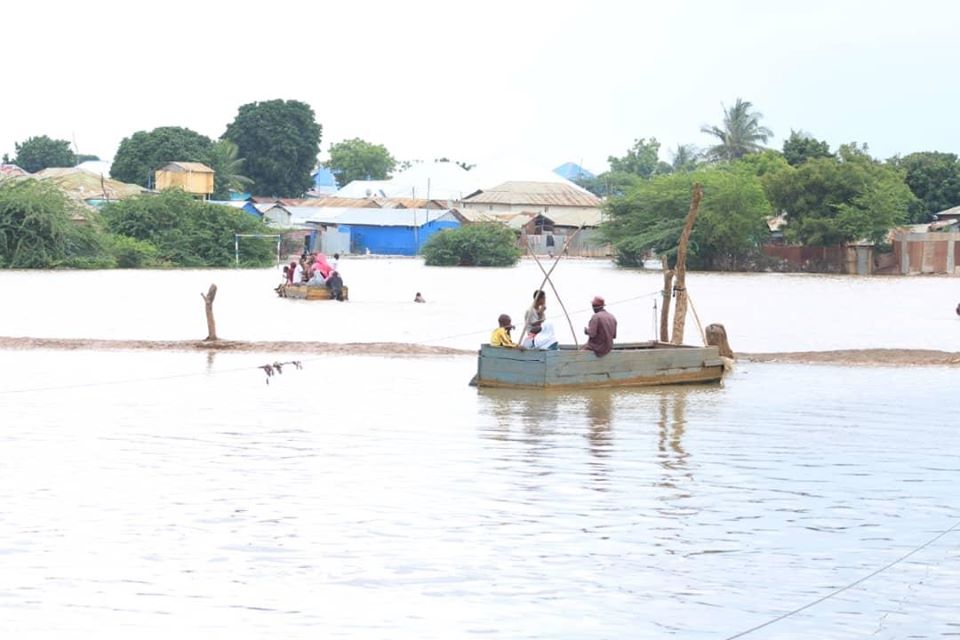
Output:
[0,180,107,268]
[670,144,700,173]
[206,139,253,200]
[421,223,521,266]
[763,144,916,245]
[12,135,76,173]
[223,99,322,197]
[111,127,213,188]
[76,154,100,163]
[895,151,960,222]
[328,138,397,186]
[435,157,475,171]
[576,171,643,198]
[701,98,773,161]
[602,166,772,270]
[101,189,274,267]
[608,137,664,178]
[782,130,832,166]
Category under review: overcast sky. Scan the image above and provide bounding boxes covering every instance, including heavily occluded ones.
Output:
[5,0,958,174]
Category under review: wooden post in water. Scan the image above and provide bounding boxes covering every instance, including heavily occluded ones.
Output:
[659,255,673,343]
[671,184,703,345]
[201,283,218,341]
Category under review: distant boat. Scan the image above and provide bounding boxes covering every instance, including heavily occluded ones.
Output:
[276,284,349,301]
[473,342,724,389]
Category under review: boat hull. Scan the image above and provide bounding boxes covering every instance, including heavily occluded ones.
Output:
[277,284,349,301]
[475,342,724,389]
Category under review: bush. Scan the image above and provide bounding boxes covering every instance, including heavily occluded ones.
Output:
[105,234,160,268]
[101,189,274,267]
[422,223,521,267]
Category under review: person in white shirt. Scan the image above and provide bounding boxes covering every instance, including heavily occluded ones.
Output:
[520,321,559,350]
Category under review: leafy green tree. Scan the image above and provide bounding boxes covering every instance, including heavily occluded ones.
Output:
[223,99,322,197]
[701,98,773,161]
[602,166,772,270]
[608,137,664,178]
[735,149,791,177]
[576,171,643,198]
[76,154,100,163]
[422,223,521,266]
[763,144,916,245]
[0,180,107,268]
[12,135,76,173]
[206,139,253,200]
[894,151,960,222]
[328,138,397,186]
[101,189,274,267]
[434,157,475,171]
[782,130,832,166]
[111,126,213,188]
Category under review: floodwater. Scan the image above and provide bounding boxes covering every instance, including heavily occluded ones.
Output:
[1,260,959,639]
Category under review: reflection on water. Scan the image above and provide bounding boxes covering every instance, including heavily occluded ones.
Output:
[1,351,959,638]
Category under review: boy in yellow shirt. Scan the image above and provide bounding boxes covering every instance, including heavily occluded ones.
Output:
[490,313,519,347]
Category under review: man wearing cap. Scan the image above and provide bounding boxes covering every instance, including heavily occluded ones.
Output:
[491,313,520,348]
[583,296,617,356]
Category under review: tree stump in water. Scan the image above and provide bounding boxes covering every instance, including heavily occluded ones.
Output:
[705,323,733,358]
[201,283,218,341]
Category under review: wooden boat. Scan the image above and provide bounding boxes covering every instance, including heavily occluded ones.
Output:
[474,342,724,389]
[276,284,349,301]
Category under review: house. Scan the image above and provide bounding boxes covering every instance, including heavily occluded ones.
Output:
[256,203,295,227]
[209,200,260,217]
[155,162,214,197]
[553,162,596,182]
[461,181,602,218]
[286,207,461,256]
[310,166,338,196]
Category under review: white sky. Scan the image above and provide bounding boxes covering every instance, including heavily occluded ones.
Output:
[4,0,959,174]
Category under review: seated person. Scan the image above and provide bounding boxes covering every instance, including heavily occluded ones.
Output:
[306,268,326,287]
[414,292,426,303]
[520,320,559,350]
[325,270,344,301]
[490,314,518,347]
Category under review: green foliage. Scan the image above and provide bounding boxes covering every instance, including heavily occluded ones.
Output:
[223,99,322,197]
[0,180,102,268]
[206,140,253,200]
[670,144,701,173]
[701,98,773,161]
[602,167,772,270]
[422,223,521,267]
[782,130,833,166]
[735,149,791,177]
[104,234,160,268]
[101,189,274,267]
[608,137,664,178]
[13,135,76,173]
[111,127,213,188]
[328,138,397,186]
[76,154,100,163]
[763,144,916,245]
[577,171,644,198]
[894,151,960,222]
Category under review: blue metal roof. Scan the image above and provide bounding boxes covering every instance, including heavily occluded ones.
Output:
[553,162,596,181]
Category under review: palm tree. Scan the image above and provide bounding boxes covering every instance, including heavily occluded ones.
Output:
[700,99,773,161]
[207,139,253,199]
[670,144,700,172]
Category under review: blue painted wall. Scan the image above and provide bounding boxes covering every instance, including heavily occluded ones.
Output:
[340,219,460,255]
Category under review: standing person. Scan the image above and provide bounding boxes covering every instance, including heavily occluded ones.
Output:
[522,289,546,337]
[330,253,340,273]
[286,261,297,284]
[583,296,617,356]
[490,314,519,348]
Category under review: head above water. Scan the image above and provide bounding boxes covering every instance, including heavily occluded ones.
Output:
[498,313,515,329]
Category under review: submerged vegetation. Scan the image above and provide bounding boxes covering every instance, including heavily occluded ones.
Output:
[421,223,521,267]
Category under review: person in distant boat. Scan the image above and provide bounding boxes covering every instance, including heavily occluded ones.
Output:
[313,253,333,280]
[307,268,326,287]
[325,270,345,301]
[286,261,297,284]
[414,292,426,303]
[293,259,305,284]
[582,295,617,356]
[330,253,340,273]
[522,289,546,336]
[491,314,519,348]
[520,320,559,350]
[956,302,960,316]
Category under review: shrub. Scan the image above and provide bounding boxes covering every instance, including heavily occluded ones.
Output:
[422,223,521,267]
[105,234,160,268]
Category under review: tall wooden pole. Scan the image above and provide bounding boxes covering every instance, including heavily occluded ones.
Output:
[528,248,579,347]
[671,184,703,345]
[659,255,673,343]
[201,283,218,341]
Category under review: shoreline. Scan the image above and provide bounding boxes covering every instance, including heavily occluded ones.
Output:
[1,337,959,366]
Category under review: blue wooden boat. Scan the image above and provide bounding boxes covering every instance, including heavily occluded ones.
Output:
[474,342,724,389]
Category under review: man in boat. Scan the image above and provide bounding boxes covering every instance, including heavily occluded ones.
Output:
[325,270,345,301]
[491,314,520,348]
[583,295,617,356]
[521,290,546,337]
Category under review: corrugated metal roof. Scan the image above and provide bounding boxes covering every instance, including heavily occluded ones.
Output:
[254,202,288,214]
[162,162,213,173]
[287,207,457,227]
[289,196,380,208]
[463,181,601,207]
[548,209,603,227]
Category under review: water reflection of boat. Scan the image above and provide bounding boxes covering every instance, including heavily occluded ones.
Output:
[474,342,724,389]
[275,284,349,301]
